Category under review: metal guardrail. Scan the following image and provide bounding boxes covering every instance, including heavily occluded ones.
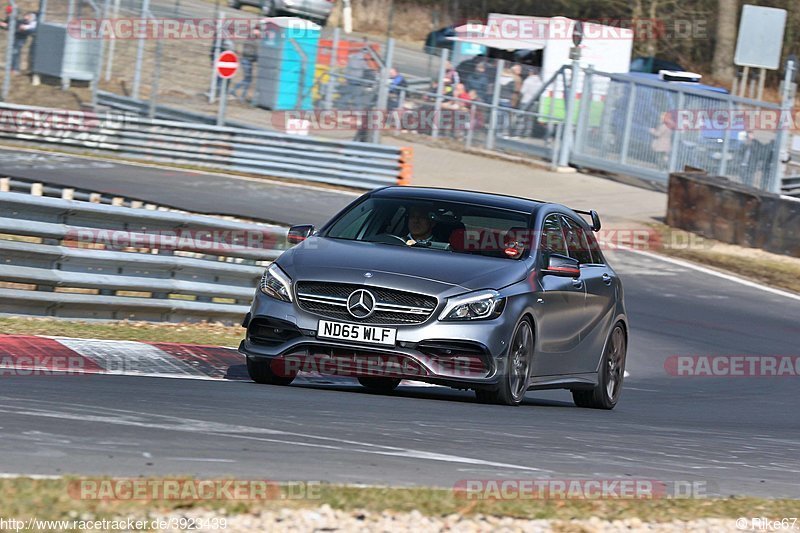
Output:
[0,192,287,323]
[0,103,409,189]
[96,91,260,130]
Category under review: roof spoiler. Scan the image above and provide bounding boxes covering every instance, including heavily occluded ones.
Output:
[573,209,602,232]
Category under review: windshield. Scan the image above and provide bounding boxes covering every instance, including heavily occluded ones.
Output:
[323,197,532,259]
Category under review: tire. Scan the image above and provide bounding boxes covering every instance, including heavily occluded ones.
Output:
[358,377,401,392]
[247,356,296,386]
[474,318,533,406]
[572,323,627,410]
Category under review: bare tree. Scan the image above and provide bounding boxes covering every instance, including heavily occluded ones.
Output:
[711,0,738,83]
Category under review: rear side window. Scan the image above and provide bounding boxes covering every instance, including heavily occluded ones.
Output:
[540,215,567,257]
[585,230,605,264]
[561,216,593,264]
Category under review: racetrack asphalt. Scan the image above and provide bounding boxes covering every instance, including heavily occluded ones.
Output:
[0,148,354,227]
[1,248,798,498]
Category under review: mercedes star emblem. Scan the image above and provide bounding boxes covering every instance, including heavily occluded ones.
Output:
[346,289,376,319]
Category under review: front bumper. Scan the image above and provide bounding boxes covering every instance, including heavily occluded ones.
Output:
[239,292,517,387]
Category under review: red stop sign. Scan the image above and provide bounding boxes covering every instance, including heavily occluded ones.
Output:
[216,50,239,79]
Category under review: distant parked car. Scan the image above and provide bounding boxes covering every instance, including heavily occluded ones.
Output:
[630,56,685,74]
[424,25,456,55]
[229,0,334,26]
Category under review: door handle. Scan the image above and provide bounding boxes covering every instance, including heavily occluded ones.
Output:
[571,278,584,289]
[602,273,613,285]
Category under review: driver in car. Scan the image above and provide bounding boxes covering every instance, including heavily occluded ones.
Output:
[405,205,437,246]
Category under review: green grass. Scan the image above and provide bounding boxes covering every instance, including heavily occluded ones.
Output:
[1,477,798,524]
[649,223,800,295]
[0,317,244,347]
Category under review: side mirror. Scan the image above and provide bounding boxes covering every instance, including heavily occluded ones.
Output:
[542,253,580,278]
[287,224,315,245]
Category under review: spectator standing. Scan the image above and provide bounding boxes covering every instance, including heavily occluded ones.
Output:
[519,68,543,109]
[387,67,407,110]
[231,28,260,103]
[508,63,523,108]
[443,61,459,94]
[517,68,543,135]
[466,61,490,102]
[649,111,674,166]
[5,11,37,74]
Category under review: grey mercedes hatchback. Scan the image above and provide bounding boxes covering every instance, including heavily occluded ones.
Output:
[240,187,628,408]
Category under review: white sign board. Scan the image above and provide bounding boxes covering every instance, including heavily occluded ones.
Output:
[734,5,787,70]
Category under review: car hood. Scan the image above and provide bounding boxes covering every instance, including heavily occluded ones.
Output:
[278,237,528,297]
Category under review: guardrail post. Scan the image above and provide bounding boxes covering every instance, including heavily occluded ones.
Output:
[465,104,476,148]
[619,82,637,165]
[432,48,448,139]
[550,122,562,170]
[209,11,224,104]
[486,59,504,150]
[91,0,111,110]
[370,38,395,144]
[1,2,16,101]
[557,57,580,167]
[31,183,43,196]
[323,27,340,110]
[62,188,75,200]
[0,177,9,192]
[770,58,796,194]
[668,90,684,174]
[573,65,593,155]
[131,0,150,100]
[718,96,732,178]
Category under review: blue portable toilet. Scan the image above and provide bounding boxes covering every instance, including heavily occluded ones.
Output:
[256,17,321,110]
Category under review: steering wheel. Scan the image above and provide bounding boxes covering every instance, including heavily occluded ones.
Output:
[373,233,408,245]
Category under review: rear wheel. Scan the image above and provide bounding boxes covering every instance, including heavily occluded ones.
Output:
[475,318,533,406]
[358,377,401,392]
[247,356,296,385]
[572,324,626,409]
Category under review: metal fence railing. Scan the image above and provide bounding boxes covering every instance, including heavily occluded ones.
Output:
[0,102,408,189]
[570,68,790,193]
[0,190,286,323]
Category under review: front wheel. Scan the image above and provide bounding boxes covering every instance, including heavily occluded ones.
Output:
[475,318,533,406]
[358,377,401,392]
[572,323,627,409]
[247,356,296,385]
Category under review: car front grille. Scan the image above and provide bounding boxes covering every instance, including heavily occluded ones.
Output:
[295,281,437,325]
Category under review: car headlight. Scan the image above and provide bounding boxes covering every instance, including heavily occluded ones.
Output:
[260,264,293,302]
[439,290,505,321]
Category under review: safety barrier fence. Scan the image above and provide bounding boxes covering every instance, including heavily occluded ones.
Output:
[0,191,286,323]
[0,102,409,189]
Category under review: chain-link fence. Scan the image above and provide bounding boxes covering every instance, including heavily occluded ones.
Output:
[571,68,791,192]
[1,2,793,191]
